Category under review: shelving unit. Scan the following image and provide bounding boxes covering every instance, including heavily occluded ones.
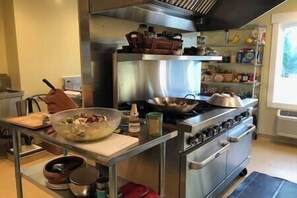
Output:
[199,25,266,99]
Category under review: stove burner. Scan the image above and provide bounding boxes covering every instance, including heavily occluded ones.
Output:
[118,100,222,124]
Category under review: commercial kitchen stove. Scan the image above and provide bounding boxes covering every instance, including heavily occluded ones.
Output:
[117,96,258,198]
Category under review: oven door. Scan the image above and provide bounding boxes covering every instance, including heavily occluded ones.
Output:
[180,133,229,198]
[226,116,255,175]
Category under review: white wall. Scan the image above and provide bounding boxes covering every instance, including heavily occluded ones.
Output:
[2,0,81,97]
[251,0,297,136]
[0,0,8,74]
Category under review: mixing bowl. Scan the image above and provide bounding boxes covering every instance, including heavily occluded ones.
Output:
[43,156,86,190]
[50,107,122,141]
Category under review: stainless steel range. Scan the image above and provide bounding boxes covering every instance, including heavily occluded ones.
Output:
[178,98,257,198]
[117,97,257,198]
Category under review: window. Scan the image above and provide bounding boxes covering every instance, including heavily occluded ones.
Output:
[267,12,297,110]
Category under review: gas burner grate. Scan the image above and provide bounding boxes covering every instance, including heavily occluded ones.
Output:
[118,100,223,124]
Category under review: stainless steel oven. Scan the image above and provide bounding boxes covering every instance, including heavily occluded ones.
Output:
[180,133,229,198]
[179,115,256,198]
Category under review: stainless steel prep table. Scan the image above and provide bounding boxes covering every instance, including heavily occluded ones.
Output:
[0,119,177,198]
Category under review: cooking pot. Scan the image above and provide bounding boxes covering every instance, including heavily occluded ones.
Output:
[69,166,99,197]
[207,92,244,108]
[147,94,199,114]
[43,156,86,190]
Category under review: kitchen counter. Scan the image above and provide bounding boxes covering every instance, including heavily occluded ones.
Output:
[0,118,177,198]
[0,90,24,99]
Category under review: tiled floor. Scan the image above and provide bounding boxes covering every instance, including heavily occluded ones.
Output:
[1,136,297,198]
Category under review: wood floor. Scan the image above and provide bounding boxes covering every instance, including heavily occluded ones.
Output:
[1,136,297,198]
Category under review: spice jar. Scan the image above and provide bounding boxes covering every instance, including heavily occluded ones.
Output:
[96,177,109,198]
[128,103,140,136]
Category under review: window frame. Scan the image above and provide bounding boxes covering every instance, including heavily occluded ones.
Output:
[267,12,297,110]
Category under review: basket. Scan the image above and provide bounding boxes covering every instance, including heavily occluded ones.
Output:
[125,31,183,54]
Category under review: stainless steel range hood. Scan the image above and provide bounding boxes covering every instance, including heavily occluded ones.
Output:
[89,0,286,31]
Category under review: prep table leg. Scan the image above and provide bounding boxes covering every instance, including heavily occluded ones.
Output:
[12,129,23,198]
[109,164,118,198]
[159,141,166,197]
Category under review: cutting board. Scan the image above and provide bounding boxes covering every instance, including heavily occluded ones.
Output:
[75,133,139,157]
[5,112,50,129]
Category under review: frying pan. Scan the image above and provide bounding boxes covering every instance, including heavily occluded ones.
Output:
[147,94,199,114]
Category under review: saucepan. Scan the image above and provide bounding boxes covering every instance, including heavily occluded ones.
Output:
[207,92,244,108]
[147,94,199,114]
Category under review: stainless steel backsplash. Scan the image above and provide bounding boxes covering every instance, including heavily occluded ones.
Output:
[116,60,201,105]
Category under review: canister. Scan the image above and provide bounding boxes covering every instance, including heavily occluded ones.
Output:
[236,51,243,63]
[96,177,109,198]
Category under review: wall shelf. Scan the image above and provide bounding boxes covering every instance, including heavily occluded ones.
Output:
[201,81,261,87]
[116,53,222,62]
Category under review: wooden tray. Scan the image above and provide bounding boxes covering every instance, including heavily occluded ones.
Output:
[6,112,50,130]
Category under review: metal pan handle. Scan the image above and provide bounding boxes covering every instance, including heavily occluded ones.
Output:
[184,94,196,100]
[189,142,230,170]
[229,125,256,142]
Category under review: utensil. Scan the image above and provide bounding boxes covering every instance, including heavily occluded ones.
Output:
[147,94,198,114]
[50,107,122,141]
[207,92,244,108]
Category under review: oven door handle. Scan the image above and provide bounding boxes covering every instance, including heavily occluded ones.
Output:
[189,142,230,170]
[229,125,256,142]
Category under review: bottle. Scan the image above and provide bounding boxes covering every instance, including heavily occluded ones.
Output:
[147,26,156,38]
[237,50,243,63]
[128,103,140,136]
[137,24,147,35]
[230,52,237,63]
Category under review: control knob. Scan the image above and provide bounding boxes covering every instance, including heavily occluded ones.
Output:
[213,125,222,134]
[186,136,198,146]
[195,133,206,143]
[234,115,243,122]
[241,110,251,118]
[201,129,212,138]
[222,121,231,129]
[227,119,235,127]
[207,128,215,136]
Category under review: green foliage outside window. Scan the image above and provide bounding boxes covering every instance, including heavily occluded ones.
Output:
[282,27,297,77]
